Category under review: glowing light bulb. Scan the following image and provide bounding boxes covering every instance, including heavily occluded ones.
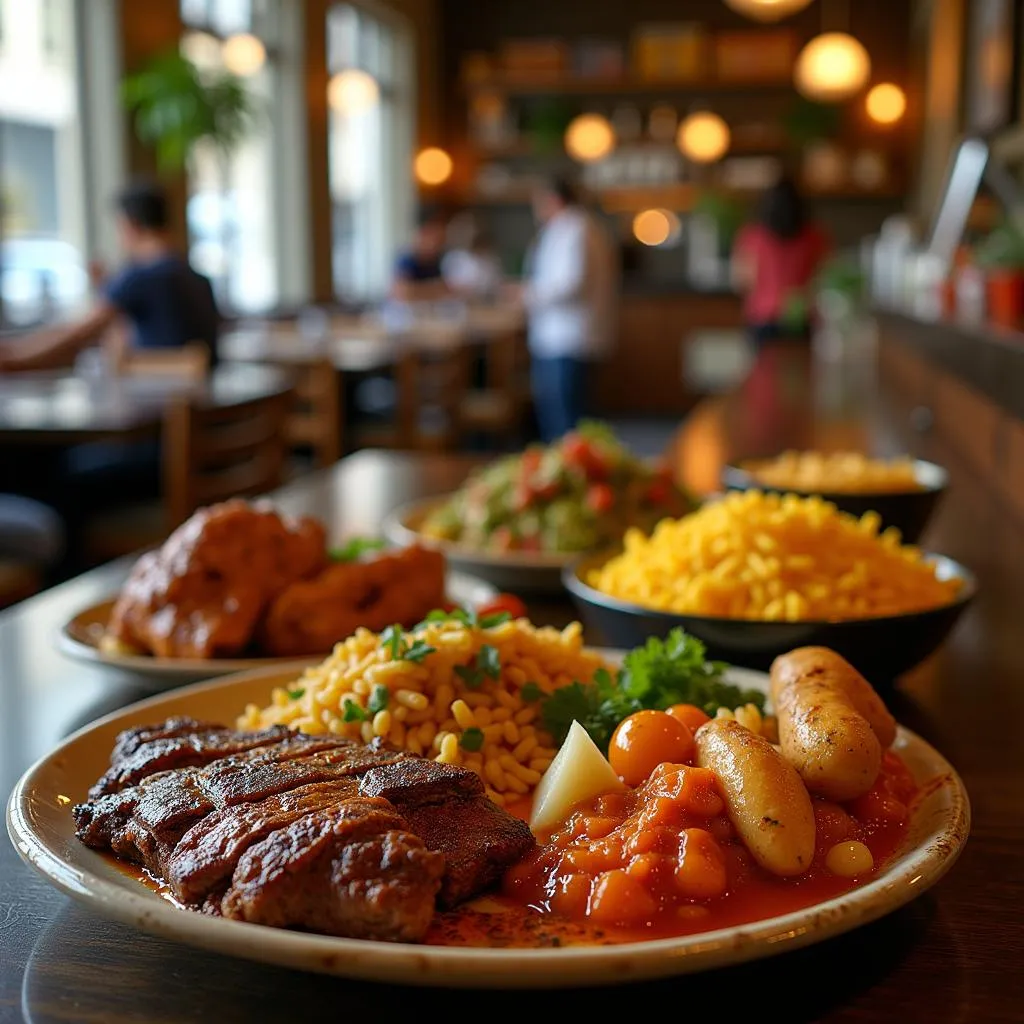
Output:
[414,147,454,186]
[795,33,871,102]
[866,83,907,125]
[564,114,616,163]
[677,111,730,163]
[633,208,680,247]
[724,0,814,22]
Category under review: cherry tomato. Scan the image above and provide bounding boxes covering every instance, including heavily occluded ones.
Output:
[586,482,615,513]
[646,481,671,504]
[562,434,608,480]
[476,593,528,620]
[490,526,517,552]
[518,534,542,553]
[666,703,712,734]
[520,448,543,478]
[608,710,695,786]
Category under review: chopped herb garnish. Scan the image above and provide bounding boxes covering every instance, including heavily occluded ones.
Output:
[342,698,368,722]
[412,608,455,631]
[479,611,512,629]
[286,688,305,700]
[367,684,389,714]
[403,640,437,663]
[478,644,501,680]
[329,537,386,562]
[459,727,485,752]
[380,624,404,660]
[520,681,544,703]
[455,663,483,689]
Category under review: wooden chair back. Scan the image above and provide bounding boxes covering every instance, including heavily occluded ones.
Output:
[282,359,343,468]
[117,342,210,382]
[162,388,291,529]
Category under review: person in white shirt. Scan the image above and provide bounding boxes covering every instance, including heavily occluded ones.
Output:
[441,212,503,300]
[521,176,618,441]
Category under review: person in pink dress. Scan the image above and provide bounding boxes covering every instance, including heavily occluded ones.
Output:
[731,176,830,349]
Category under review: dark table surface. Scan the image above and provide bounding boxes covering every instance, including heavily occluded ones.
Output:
[0,363,293,442]
[3,345,1023,1022]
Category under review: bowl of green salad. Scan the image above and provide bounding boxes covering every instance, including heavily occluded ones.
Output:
[383,422,691,592]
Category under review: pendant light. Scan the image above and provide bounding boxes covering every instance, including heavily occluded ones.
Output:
[866,83,907,125]
[794,0,871,102]
[564,114,616,163]
[724,0,813,22]
[414,147,454,186]
[677,111,731,164]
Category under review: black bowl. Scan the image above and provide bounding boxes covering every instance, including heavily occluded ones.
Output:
[565,552,976,687]
[721,459,949,543]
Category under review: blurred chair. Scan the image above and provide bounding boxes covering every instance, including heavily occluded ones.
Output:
[114,341,210,381]
[0,495,64,607]
[278,359,343,469]
[163,389,291,529]
[457,330,525,447]
[83,388,292,560]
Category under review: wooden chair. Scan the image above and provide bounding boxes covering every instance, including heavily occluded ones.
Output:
[114,341,210,382]
[163,389,291,530]
[457,330,525,447]
[280,359,343,469]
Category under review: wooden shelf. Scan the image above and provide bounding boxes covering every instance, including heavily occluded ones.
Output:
[462,72,795,97]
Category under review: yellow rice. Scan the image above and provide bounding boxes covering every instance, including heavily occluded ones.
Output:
[238,617,610,805]
[588,490,960,622]
[744,450,923,494]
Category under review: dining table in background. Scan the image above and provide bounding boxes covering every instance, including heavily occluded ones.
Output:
[0,363,294,445]
[2,343,1022,1021]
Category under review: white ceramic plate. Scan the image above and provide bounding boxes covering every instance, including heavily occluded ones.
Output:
[384,497,572,593]
[7,661,969,988]
[55,570,499,690]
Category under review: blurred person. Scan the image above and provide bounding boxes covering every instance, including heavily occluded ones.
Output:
[518,175,618,442]
[441,212,503,300]
[390,206,452,303]
[731,176,830,349]
[0,180,219,373]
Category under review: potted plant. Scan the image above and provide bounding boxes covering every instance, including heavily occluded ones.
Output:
[973,219,1024,328]
[121,51,260,299]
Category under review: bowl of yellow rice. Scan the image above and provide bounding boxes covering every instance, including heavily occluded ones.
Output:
[722,452,948,543]
[564,490,975,683]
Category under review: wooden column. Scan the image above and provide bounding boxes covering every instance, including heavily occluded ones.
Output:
[117,0,189,251]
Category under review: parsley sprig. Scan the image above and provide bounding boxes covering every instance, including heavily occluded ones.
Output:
[328,536,387,562]
[454,644,501,689]
[412,607,512,633]
[539,628,764,753]
[380,624,437,663]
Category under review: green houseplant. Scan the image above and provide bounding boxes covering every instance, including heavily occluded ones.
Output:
[121,52,260,294]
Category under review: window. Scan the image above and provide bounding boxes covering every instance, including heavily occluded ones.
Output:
[328,3,413,303]
[0,0,87,328]
[180,0,281,313]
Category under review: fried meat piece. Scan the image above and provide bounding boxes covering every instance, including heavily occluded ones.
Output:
[107,500,327,658]
[260,545,447,657]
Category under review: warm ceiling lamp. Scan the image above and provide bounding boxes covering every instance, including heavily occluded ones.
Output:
[633,209,680,247]
[677,111,731,163]
[564,113,615,163]
[414,147,454,186]
[327,68,380,115]
[181,31,223,70]
[794,32,871,102]
[866,82,907,125]
[724,0,813,22]
[221,32,266,77]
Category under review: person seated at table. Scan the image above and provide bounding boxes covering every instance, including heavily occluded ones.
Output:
[390,207,452,303]
[730,175,830,350]
[0,180,220,373]
[442,212,503,301]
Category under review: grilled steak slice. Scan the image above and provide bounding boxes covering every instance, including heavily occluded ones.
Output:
[166,779,362,903]
[110,717,231,762]
[220,798,444,942]
[76,742,409,876]
[360,760,534,907]
[91,725,292,798]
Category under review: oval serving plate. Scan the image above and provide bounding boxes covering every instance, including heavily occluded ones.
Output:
[384,497,573,594]
[7,660,969,989]
[56,570,499,688]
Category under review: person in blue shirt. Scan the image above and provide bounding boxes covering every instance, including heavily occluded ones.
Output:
[0,180,219,371]
[390,206,452,303]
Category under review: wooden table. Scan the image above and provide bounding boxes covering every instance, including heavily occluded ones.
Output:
[0,363,293,444]
[3,351,1022,1020]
